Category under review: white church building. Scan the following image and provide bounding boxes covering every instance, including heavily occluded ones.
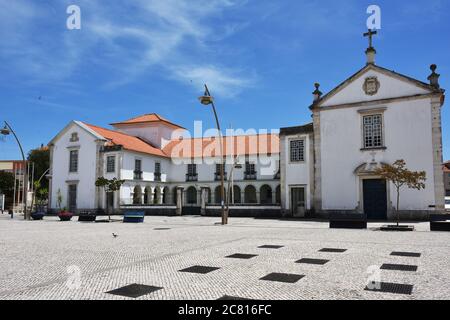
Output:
[48,34,446,220]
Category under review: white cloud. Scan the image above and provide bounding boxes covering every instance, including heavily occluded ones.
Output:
[170,65,256,98]
[0,0,254,97]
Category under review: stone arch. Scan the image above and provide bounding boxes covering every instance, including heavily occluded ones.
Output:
[186,186,197,205]
[275,185,281,204]
[244,185,257,204]
[172,187,179,206]
[144,186,152,204]
[154,186,162,204]
[163,187,170,204]
[232,185,241,204]
[214,185,226,204]
[204,187,212,204]
[133,186,142,205]
[260,185,272,204]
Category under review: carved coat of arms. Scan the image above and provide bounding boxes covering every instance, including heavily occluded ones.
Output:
[363,77,380,96]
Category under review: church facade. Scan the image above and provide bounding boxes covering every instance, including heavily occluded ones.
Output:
[48,35,446,220]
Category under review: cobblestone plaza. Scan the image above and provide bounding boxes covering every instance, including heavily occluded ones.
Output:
[0,215,449,300]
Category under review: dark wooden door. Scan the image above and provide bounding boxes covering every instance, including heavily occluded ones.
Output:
[363,179,387,220]
[68,184,77,212]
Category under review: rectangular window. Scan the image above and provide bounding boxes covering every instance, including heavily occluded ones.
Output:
[187,164,197,176]
[244,161,256,180]
[186,164,198,181]
[363,114,383,148]
[290,140,305,162]
[69,150,78,173]
[106,156,115,173]
[245,162,255,173]
[134,159,142,180]
[154,162,161,181]
[135,159,141,171]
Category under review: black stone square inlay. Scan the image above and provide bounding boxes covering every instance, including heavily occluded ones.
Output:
[217,295,252,300]
[319,248,347,253]
[258,245,284,249]
[260,273,305,284]
[380,264,418,272]
[296,258,329,265]
[179,265,220,274]
[226,253,258,260]
[390,251,421,258]
[364,282,413,295]
[106,283,163,298]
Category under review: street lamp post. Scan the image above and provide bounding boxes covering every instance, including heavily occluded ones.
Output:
[226,160,242,214]
[198,85,227,225]
[1,121,29,220]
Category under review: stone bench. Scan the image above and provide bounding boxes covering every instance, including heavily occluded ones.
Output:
[78,211,97,222]
[123,211,145,223]
[430,214,450,232]
[329,213,367,229]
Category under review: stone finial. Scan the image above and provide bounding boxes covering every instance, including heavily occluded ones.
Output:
[427,64,440,89]
[365,47,376,65]
[363,29,377,65]
[313,83,322,102]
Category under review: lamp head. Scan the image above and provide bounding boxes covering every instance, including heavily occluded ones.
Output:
[199,95,214,106]
[0,125,10,136]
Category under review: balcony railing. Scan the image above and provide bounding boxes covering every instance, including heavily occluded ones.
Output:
[214,172,227,181]
[186,174,198,182]
[133,170,143,180]
[244,171,257,180]
[154,172,161,182]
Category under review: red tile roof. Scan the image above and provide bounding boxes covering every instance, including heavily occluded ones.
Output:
[84,123,168,158]
[83,122,279,158]
[110,113,185,129]
[444,161,450,172]
[163,134,279,158]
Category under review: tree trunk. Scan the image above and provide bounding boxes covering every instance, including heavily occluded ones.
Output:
[107,191,111,222]
[396,187,400,227]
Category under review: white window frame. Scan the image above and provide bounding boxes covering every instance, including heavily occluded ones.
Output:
[106,155,116,173]
[289,139,305,163]
[69,149,79,173]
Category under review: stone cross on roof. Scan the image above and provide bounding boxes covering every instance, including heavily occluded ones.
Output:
[364,29,377,49]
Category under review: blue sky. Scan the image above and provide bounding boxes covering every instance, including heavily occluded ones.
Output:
[0,0,449,160]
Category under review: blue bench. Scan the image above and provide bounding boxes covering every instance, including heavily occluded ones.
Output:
[123,211,145,223]
[430,214,450,232]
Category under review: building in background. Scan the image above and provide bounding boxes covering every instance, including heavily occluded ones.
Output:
[48,34,446,221]
[444,161,450,197]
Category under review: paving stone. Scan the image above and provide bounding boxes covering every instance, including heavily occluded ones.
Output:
[179,266,221,274]
[364,282,414,295]
[260,273,305,284]
[226,254,258,260]
[0,215,448,300]
[390,252,421,258]
[380,264,418,272]
[106,284,163,298]
[258,245,284,249]
[296,258,329,265]
[319,248,347,253]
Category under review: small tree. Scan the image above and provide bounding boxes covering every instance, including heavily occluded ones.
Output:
[56,189,63,212]
[95,177,125,221]
[375,160,426,226]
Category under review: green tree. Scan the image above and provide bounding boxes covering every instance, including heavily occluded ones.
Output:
[0,171,15,209]
[95,177,125,221]
[27,146,50,189]
[375,160,426,226]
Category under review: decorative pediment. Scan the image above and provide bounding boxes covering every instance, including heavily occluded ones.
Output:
[354,161,389,176]
[312,64,436,109]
